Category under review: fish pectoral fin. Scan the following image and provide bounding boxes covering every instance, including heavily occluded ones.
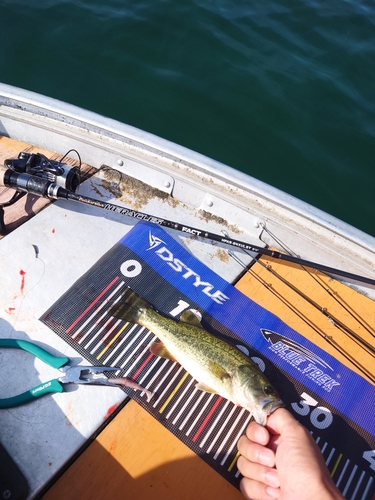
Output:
[208,360,231,383]
[195,382,218,394]
[180,310,203,328]
[149,341,176,361]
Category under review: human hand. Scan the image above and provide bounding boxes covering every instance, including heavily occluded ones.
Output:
[237,408,344,500]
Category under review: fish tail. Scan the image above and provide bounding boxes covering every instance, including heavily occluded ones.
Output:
[110,287,150,324]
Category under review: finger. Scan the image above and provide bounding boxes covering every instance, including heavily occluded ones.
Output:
[266,407,298,436]
[266,408,316,453]
[267,434,281,454]
[238,435,276,467]
[237,456,280,488]
[240,476,280,500]
[246,420,271,445]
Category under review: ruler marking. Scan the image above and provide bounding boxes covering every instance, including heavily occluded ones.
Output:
[168,378,196,422]
[149,359,177,402]
[326,447,335,466]
[207,404,238,454]
[336,459,350,487]
[136,356,165,399]
[92,318,122,354]
[228,451,241,473]
[73,281,124,341]
[86,316,119,350]
[109,326,147,367]
[82,313,111,348]
[343,464,358,497]
[350,471,365,500]
[140,358,169,389]
[159,372,190,414]
[360,476,373,500]
[67,276,120,334]
[123,343,154,377]
[105,324,140,365]
[214,408,246,461]
[331,453,342,478]
[153,366,184,408]
[132,353,154,380]
[178,389,202,431]
[220,411,251,466]
[77,309,108,345]
[139,357,163,384]
[199,400,231,448]
[192,397,223,443]
[186,394,215,436]
[97,321,129,359]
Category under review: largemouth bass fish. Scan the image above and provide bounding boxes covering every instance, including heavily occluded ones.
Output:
[110,287,283,425]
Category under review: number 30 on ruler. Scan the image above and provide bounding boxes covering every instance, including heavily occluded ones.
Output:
[292,392,375,472]
[291,392,333,429]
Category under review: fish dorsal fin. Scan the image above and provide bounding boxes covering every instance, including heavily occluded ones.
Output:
[149,341,176,362]
[195,382,217,394]
[180,310,203,328]
[208,360,231,383]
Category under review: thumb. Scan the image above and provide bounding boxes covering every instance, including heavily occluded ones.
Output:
[266,408,299,436]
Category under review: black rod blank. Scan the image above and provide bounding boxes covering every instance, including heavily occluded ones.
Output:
[2,168,375,287]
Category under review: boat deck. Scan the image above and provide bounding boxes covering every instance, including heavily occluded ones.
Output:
[0,135,374,500]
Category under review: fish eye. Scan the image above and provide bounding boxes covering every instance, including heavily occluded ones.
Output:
[264,385,275,395]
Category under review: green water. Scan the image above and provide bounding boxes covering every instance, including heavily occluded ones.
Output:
[1,0,374,236]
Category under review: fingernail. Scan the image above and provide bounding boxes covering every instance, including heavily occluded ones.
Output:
[266,486,280,498]
[259,450,274,466]
[265,470,280,488]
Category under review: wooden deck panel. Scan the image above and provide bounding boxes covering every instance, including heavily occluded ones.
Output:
[42,400,243,500]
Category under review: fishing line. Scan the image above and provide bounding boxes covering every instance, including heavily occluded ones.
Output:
[230,250,327,337]
[235,236,375,379]
[58,149,82,170]
[243,227,375,356]
[257,259,375,356]
[260,223,375,339]
[229,251,375,383]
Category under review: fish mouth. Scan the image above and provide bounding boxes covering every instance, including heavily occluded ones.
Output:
[262,399,285,415]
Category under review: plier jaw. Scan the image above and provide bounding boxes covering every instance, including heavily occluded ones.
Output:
[58,366,121,386]
[0,339,123,408]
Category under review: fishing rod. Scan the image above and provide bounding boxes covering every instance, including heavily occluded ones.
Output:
[1,162,375,287]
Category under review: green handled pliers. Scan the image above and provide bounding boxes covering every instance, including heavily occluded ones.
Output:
[0,339,121,409]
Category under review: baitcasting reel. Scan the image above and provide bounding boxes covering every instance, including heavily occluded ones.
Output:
[0,150,81,234]
[4,151,80,192]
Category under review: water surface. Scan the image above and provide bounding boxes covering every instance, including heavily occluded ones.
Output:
[1,0,374,235]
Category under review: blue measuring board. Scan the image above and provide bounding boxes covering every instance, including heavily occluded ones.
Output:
[41,221,375,499]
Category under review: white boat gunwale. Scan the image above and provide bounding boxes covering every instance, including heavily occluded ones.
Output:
[1,83,374,300]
